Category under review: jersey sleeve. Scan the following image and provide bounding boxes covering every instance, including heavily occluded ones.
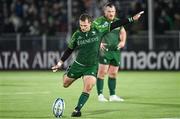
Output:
[67,32,77,49]
[114,18,123,31]
[119,26,123,31]
[110,17,133,31]
[93,18,110,35]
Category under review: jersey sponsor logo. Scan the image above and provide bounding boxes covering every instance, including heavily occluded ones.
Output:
[77,37,99,46]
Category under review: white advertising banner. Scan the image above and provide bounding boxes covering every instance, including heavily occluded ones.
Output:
[0,51,180,70]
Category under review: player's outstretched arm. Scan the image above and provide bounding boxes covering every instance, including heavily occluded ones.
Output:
[110,11,144,31]
[51,48,74,72]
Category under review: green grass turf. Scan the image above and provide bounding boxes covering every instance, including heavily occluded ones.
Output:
[0,71,180,119]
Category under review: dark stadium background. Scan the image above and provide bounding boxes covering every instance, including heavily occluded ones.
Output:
[0,1,180,119]
[0,0,180,70]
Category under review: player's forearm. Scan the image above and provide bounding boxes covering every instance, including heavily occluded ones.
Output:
[60,47,74,62]
[52,47,74,71]
[120,28,127,43]
[110,11,144,31]
[110,17,134,31]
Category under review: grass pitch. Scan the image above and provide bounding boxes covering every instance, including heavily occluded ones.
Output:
[0,71,180,119]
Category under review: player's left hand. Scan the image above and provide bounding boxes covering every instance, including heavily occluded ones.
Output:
[100,43,108,51]
[133,11,144,21]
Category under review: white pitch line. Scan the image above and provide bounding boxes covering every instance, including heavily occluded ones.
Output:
[0,91,50,95]
[156,117,180,119]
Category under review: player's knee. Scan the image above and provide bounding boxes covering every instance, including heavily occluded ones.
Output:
[63,76,71,88]
[85,84,94,92]
[98,71,107,79]
[63,83,69,88]
[63,80,70,88]
[109,72,117,78]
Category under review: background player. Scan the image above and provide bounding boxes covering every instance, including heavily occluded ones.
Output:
[95,3,137,102]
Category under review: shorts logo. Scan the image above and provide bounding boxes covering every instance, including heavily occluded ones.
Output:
[70,73,74,76]
[91,72,95,75]
[104,59,107,63]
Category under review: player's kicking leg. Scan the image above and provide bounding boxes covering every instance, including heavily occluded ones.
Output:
[63,74,76,88]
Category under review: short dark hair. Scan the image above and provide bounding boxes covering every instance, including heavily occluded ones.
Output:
[104,2,115,8]
[79,13,92,22]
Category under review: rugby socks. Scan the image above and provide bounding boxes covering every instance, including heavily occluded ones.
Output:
[108,77,116,95]
[75,92,89,111]
[96,78,104,95]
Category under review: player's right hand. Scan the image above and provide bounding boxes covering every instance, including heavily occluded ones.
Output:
[51,61,63,72]
[133,11,144,21]
[117,41,125,50]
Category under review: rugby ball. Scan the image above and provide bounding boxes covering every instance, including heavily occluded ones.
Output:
[52,98,65,118]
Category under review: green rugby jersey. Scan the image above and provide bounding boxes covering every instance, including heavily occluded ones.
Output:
[94,16,123,51]
[68,25,109,66]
